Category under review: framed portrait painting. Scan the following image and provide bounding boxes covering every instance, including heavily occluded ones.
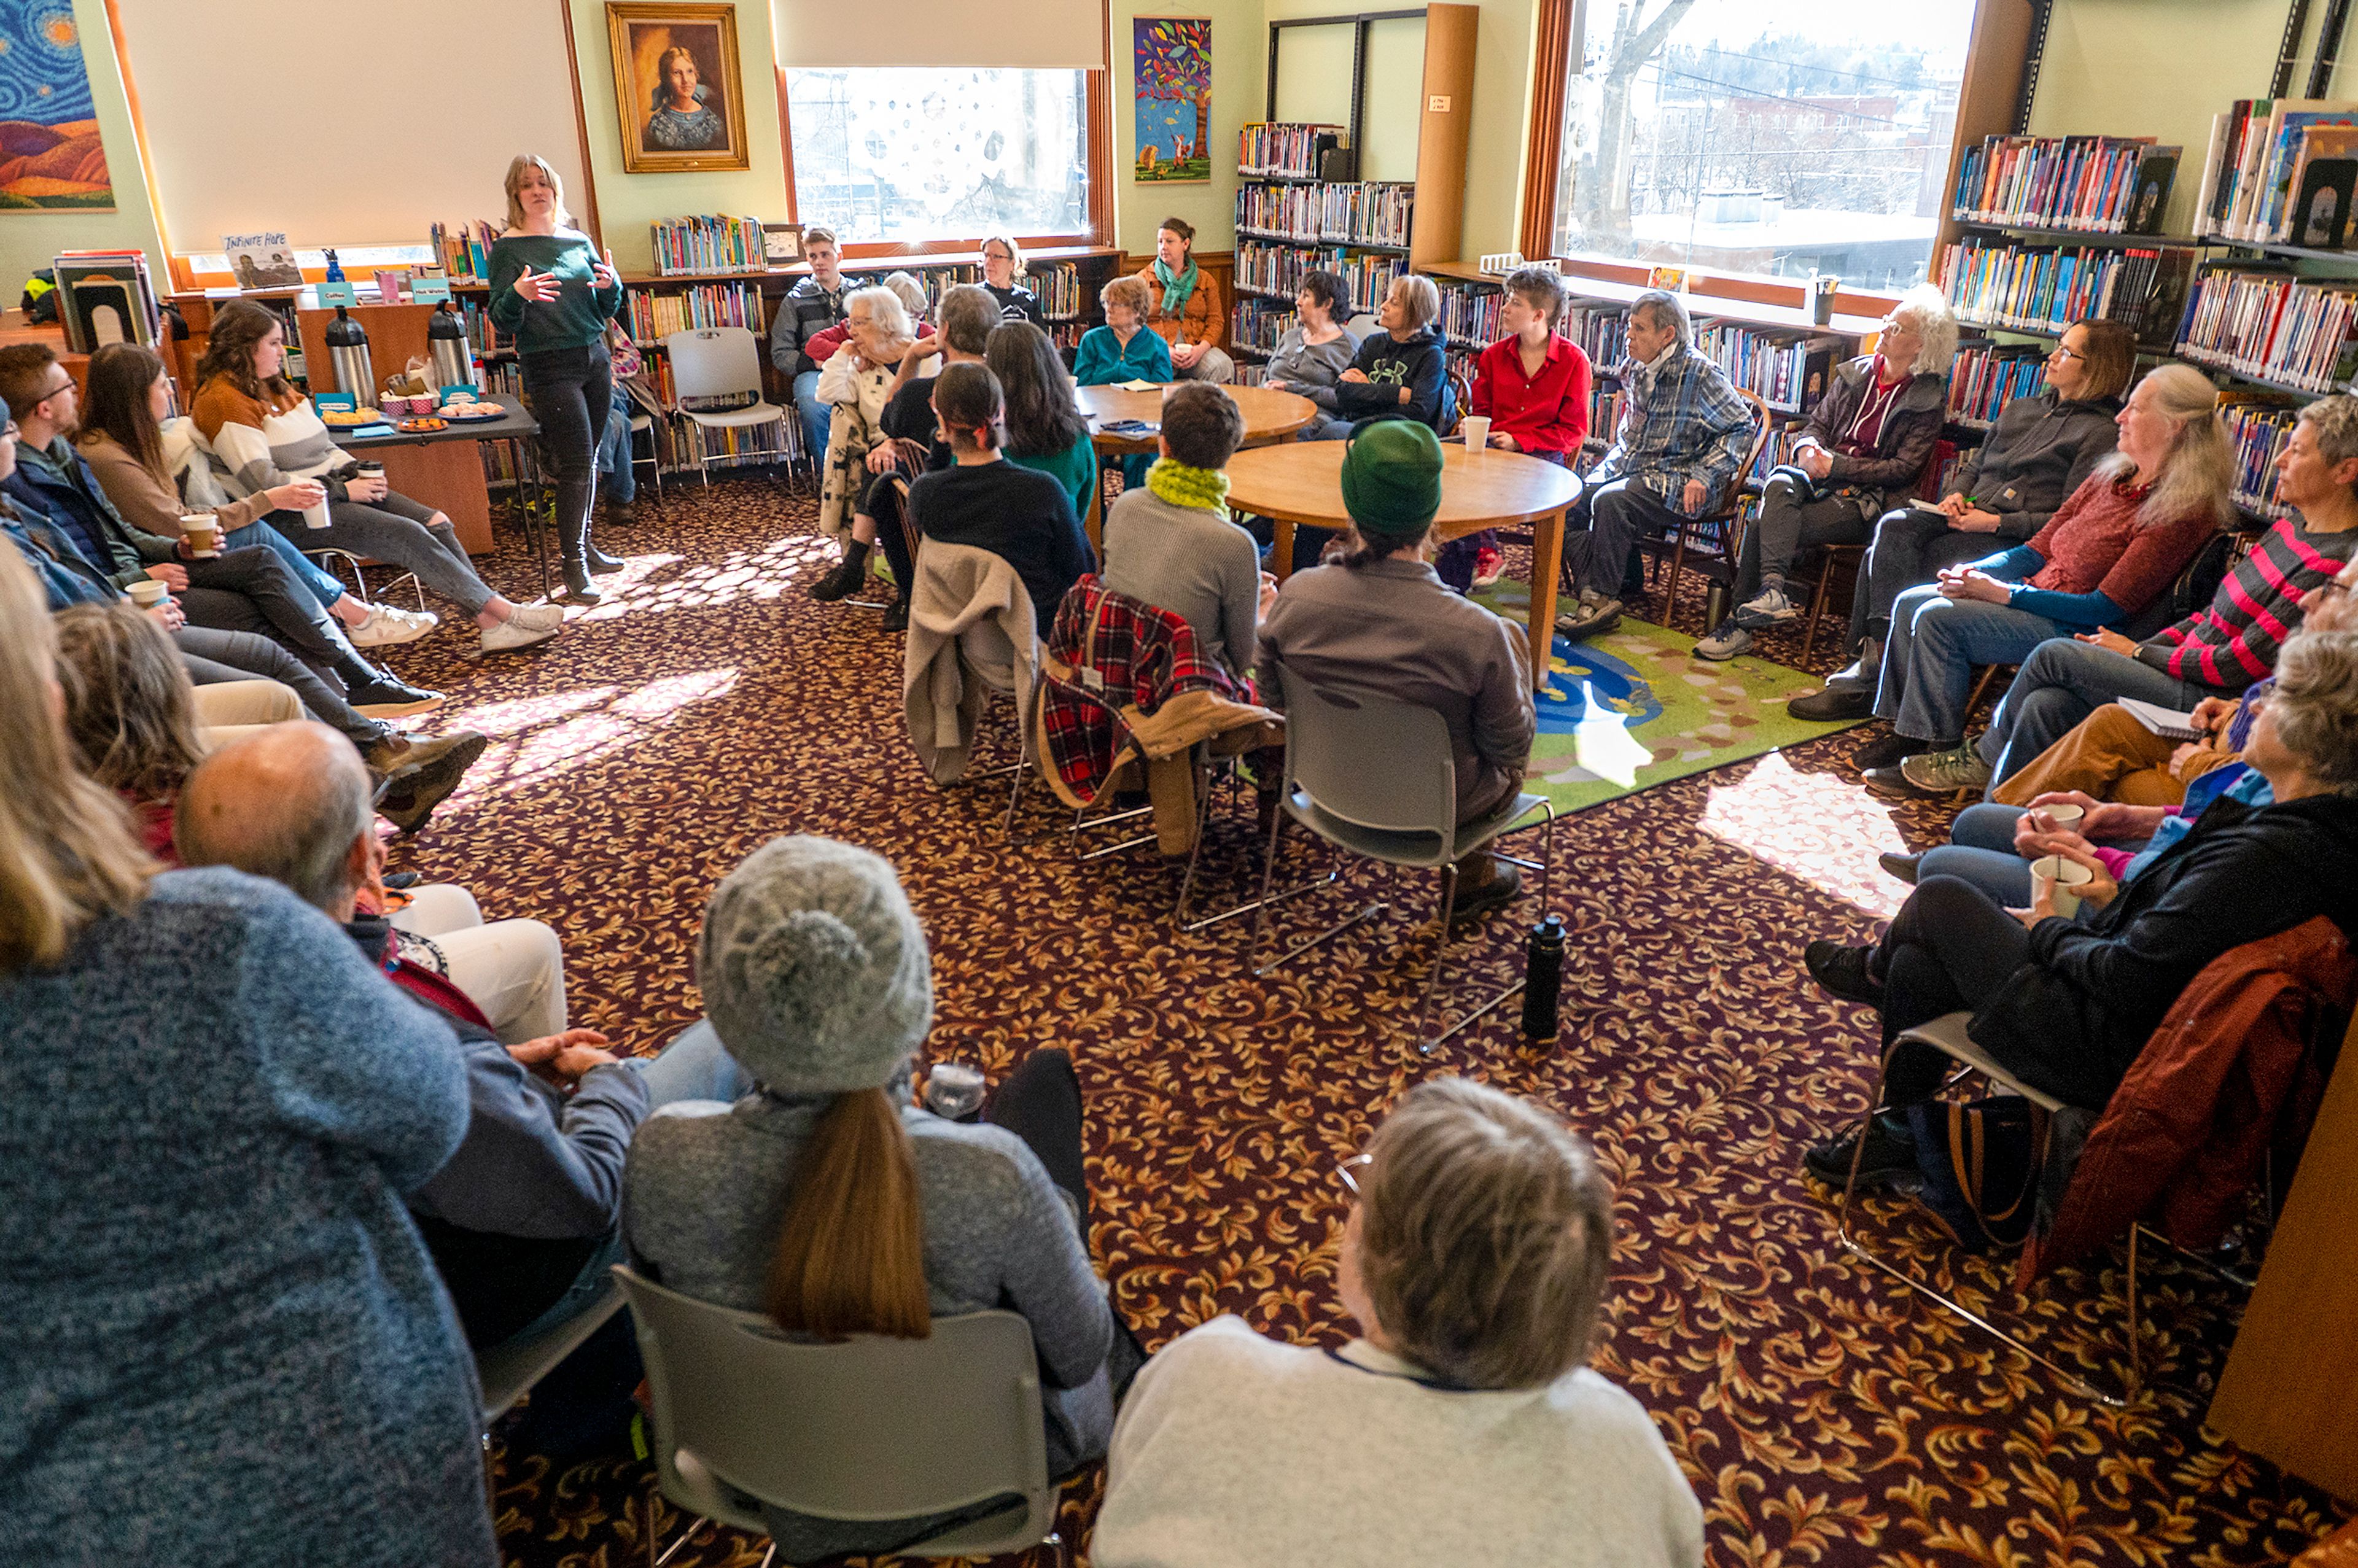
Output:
[605,3,749,174]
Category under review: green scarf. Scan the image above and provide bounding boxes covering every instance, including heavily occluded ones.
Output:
[1153,258,1199,317]
[1146,457,1229,514]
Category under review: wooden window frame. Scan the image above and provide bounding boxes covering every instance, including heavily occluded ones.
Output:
[771,58,1113,260]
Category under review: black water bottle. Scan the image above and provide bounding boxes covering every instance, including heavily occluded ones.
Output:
[1521,914,1566,1042]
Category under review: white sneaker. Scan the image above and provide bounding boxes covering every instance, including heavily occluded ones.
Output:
[507,603,566,633]
[1734,585,1802,629]
[481,613,560,654]
[1695,621,1753,661]
[347,604,438,648]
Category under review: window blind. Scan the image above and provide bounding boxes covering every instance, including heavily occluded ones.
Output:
[770,0,1105,71]
[112,0,591,254]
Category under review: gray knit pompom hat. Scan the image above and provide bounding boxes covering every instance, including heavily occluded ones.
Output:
[696,836,934,1093]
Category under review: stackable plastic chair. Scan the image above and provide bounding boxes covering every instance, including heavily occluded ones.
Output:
[1249,661,1555,1054]
[663,327,787,486]
[613,1268,1067,1568]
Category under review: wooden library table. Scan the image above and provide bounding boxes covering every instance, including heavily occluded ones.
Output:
[1078,383,1316,455]
[1225,440,1582,693]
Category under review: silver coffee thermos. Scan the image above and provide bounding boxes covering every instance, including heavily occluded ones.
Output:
[325,305,376,402]
[427,300,478,389]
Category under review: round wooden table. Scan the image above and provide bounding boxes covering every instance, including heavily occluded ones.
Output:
[1226,440,1584,692]
[1077,383,1317,455]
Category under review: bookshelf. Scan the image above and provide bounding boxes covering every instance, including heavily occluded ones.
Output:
[1230,123,1417,366]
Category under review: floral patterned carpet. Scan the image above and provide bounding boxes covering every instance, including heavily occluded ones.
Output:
[373,479,2349,1567]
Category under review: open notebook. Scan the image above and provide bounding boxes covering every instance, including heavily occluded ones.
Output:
[2119,697,2205,741]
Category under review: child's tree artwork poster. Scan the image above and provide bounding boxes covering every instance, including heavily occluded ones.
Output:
[1134,17,1211,184]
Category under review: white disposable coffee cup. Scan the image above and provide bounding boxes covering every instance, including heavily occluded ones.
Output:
[2038,802,2085,828]
[2029,853,2095,918]
[181,513,219,556]
[126,579,167,608]
[1460,414,1493,451]
[302,497,332,529]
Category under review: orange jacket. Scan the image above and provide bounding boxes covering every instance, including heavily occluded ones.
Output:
[1135,263,1224,350]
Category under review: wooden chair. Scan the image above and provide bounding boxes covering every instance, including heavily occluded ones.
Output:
[1636,389,1773,634]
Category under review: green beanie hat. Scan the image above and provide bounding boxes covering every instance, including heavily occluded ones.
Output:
[1339,418,1444,542]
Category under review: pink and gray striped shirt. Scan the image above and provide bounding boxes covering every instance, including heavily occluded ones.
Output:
[2139,515,2358,689]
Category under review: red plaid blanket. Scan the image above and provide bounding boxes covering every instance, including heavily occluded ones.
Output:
[1039,575,1247,802]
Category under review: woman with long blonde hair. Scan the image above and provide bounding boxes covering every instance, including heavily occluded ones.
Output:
[1862,360,2231,796]
[625,835,1142,1562]
[488,152,628,602]
[0,544,489,1562]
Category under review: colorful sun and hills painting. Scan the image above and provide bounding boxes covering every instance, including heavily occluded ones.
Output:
[0,3,111,210]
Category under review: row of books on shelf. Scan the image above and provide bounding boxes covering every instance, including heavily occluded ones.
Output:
[1233,241,1404,314]
[429,221,500,281]
[1030,264,1089,320]
[650,215,769,277]
[1948,343,2048,425]
[2174,266,2358,394]
[627,281,768,344]
[1934,237,2195,340]
[1237,122,1344,179]
[1440,286,1504,348]
[1563,303,1630,371]
[2196,98,2358,247]
[1233,182,1412,247]
[1692,324,1839,415]
[2224,397,2303,519]
[1231,298,1298,355]
[1948,134,2179,235]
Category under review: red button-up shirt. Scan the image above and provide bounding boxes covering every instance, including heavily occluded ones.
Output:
[1470,332,1592,456]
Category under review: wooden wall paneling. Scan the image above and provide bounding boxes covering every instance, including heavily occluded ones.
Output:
[2208,1007,2358,1503]
[1412,4,1480,269]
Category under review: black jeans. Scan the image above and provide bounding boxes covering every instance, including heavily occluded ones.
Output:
[861,467,919,596]
[982,1047,1091,1232]
[1872,874,2102,1109]
[177,543,369,686]
[521,341,613,555]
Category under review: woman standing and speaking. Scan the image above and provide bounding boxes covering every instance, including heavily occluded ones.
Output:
[489,153,627,604]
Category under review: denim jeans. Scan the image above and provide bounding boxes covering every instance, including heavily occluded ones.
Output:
[594,384,637,506]
[1874,586,2068,744]
[792,370,828,464]
[520,341,613,557]
[227,514,348,608]
[1975,636,2223,794]
[1851,506,2012,651]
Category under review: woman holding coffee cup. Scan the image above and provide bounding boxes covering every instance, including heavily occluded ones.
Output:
[190,299,562,656]
[1797,629,2358,1192]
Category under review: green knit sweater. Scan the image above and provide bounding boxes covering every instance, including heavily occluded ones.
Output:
[486,230,625,355]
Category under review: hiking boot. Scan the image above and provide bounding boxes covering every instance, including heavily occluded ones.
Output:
[1851,729,1931,774]
[1553,588,1622,642]
[1447,856,1522,926]
[1804,939,1883,1004]
[1735,583,1804,629]
[1694,620,1751,661]
[1899,740,1994,796]
[374,730,489,834]
[1788,683,1875,721]
[346,604,438,648]
[1802,1112,1918,1189]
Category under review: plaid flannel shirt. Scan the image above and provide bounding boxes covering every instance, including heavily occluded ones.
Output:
[1040,575,1245,803]
[1592,341,1756,516]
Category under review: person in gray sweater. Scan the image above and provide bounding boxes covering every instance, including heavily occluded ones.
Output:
[1257,419,1535,925]
[1789,318,2134,720]
[1102,381,1270,678]
[624,835,1143,1562]
[1261,268,1361,440]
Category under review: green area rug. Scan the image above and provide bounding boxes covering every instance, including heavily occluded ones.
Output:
[1477,583,1866,813]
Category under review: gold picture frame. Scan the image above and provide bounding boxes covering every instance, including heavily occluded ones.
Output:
[605,2,750,174]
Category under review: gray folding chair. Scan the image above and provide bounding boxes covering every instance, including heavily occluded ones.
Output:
[476,1277,627,1426]
[1835,1011,2149,1407]
[1248,663,1556,1054]
[612,1267,1067,1568]
[663,327,788,486]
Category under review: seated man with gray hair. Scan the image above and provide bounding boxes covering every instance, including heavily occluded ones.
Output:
[1555,290,1757,641]
[174,723,744,1424]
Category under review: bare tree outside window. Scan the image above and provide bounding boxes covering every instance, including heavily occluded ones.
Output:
[1551,0,1975,289]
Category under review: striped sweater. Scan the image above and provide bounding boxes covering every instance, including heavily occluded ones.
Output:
[190,380,343,500]
[2138,514,2358,689]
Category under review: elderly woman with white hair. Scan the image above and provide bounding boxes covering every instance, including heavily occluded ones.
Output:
[1698,284,1959,659]
[814,284,919,541]
[1333,273,1456,434]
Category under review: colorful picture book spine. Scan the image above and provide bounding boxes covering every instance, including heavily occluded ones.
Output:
[2175,266,2358,392]
[1234,182,1412,247]
[1934,238,2189,338]
[429,221,500,282]
[1947,343,2049,425]
[648,215,768,278]
[1948,134,2174,233]
[1235,239,1323,300]
[1033,263,1084,320]
[2222,397,2304,518]
[1564,303,1629,371]
[1325,251,1404,316]
[1440,285,1503,349]
[1747,419,1810,488]
[1230,298,1297,353]
[1691,324,1838,414]
[1237,122,1344,177]
[626,281,768,344]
